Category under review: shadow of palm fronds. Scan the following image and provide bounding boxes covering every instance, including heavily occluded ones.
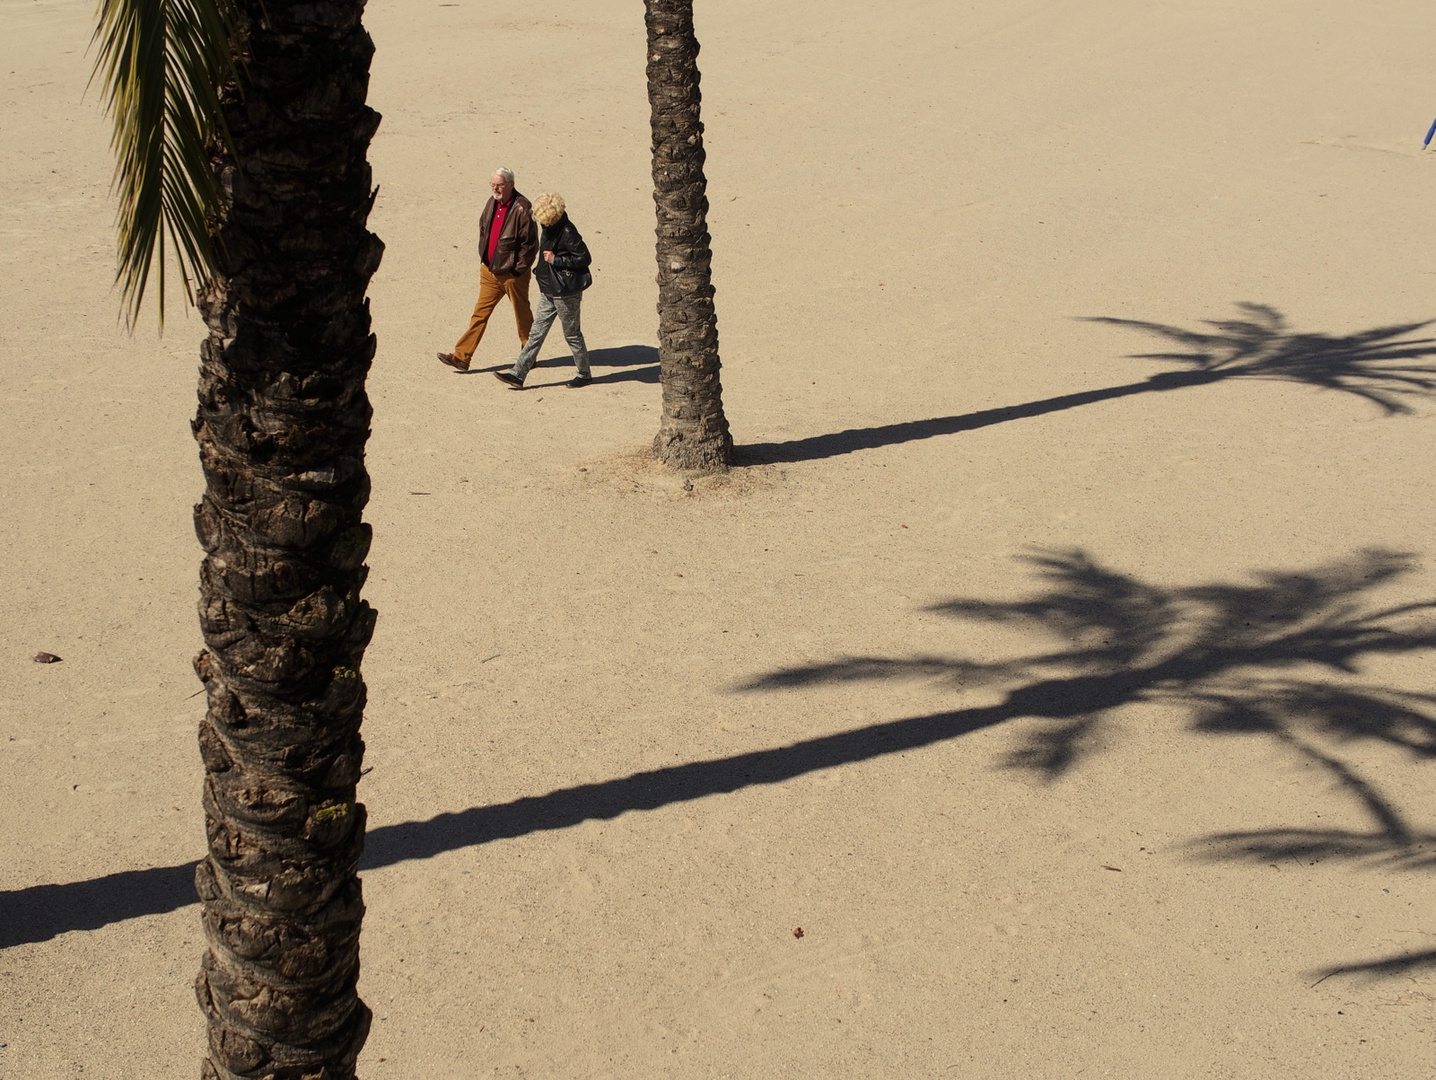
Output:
[1087,302,1436,414]
[743,548,1436,871]
[1205,825,1436,870]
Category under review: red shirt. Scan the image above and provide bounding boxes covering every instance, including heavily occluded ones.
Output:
[486,198,511,266]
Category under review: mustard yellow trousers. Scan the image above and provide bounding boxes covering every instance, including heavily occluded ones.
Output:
[453,264,533,361]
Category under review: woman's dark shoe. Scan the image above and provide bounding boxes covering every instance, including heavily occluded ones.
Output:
[494,370,525,389]
[567,374,592,388]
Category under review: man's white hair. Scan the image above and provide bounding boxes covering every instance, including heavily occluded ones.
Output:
[492,166,515,183]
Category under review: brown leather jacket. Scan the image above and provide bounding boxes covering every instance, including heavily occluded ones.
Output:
[477,191,538,276]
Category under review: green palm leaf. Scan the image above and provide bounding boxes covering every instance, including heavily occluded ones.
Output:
[91,0,236,329]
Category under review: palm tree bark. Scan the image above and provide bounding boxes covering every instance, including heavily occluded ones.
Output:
[190,2,383,1077]
[645,0,733,471]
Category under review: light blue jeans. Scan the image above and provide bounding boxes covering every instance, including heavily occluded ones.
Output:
[510,292,590,381]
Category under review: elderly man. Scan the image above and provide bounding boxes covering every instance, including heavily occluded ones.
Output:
[438,167,538,371]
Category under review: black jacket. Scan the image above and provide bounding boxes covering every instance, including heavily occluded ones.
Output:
[533,214,593,296]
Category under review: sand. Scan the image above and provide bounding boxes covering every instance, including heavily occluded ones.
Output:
[2,0,1434,1076]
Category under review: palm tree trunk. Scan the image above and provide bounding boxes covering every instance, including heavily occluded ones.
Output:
[645,0,733,471]
[190,2,383,1077]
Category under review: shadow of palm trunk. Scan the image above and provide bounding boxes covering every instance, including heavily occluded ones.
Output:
[1309,947,1436,986]
[739,372,1223,464]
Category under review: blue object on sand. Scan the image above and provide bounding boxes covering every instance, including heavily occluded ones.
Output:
[1424,117,1436,149]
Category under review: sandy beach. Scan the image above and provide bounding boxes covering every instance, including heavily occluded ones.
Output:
[2,0,1434,1076]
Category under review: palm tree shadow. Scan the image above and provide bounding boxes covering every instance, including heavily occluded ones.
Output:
[738,304,1436,464]
[7,549,1433,969]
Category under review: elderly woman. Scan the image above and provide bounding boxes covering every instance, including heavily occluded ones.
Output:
[494,192,594,389]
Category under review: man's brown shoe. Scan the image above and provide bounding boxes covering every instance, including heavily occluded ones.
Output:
[437,352,469,371]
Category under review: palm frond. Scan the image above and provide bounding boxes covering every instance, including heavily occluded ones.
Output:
[91,0,236,330]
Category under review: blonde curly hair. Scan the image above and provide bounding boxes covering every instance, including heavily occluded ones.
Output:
[532,192,566,227]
